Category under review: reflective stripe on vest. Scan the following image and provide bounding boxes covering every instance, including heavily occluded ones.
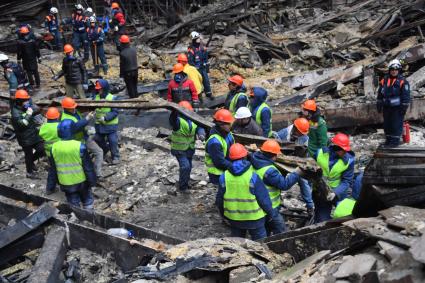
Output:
[39,122,60,157]
[255,164,281,208]
[223,166,266,221]
[205,133,233,176]
[316,149,350,188]
[171,117,197,151]
[254,102,272,137]
[52,140,86,186]
[95,93,119,125]
[332,198,356,218]
[229,92,248,115]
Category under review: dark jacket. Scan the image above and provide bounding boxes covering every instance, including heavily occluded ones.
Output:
[11,103,42,147]
[188,43,208,69]
[167,73,198,103]
[92,79,119,134]
[17,37,40,71]
[87,25,105,45]
[377,74,410,110]
[224,88,248,111]
[251,87,272,138]
[206,126,234,172]
[119,44,138,76]
[216,159,275,229]
[57,55,87,85]
[231,118,263,136]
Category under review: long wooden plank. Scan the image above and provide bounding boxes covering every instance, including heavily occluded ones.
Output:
[0,230,45,266]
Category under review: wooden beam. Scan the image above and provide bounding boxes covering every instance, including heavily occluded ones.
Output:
[363,67,375,97]
[0,230,45,266]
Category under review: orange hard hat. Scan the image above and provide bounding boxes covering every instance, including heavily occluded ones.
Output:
[119,35,130,43]
[228,75,244,87]
[331,133,351,151]
[95,81,102,90]
[229,143,248,160]
[20,26,29,34]
[177,53,188,63]
[15,89,30,100]
[260,139,281,155]
[293,118,310,135]
[61,97,77,109]
[178,101,193,111]
[172,63,184,74]
[111,2,119,9]
[46,107,60,120]
[63,44,74,54]
[213,109,234,124]
[302,99,317,112]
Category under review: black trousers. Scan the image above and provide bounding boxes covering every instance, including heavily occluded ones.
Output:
[25,68,40,87]
[123,70,138,98]
[383,106,404,146]
[22,141,45,173]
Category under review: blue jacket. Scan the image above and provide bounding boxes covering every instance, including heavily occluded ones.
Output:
[251,87,272,138]
[45,14,59,33]
[62,110,89,140]
[169,111,205,152]
[206,126,234,172]
[315,147,355,200]
[377,74,410,109]
[250,151,300,191]
[87,25,105,44]
[92,79,119,134]
[188,43,208,69]
[216,159,275,229]
[224,88,249,111]
[277,125,309,146]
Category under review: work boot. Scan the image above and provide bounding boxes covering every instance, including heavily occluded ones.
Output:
[93,65,100,77]
[46,188,58,195]
[307,207,314,217]
[102,64,108,75]
[26,172,39,179]
[111,159,120,165]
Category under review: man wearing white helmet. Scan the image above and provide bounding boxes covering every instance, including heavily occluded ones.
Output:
[62,4,89,61]
[45,7,62,50]
[377,59,411,147]
[231,107,263,136]
[86,16,107,75]
[0,54,30,97]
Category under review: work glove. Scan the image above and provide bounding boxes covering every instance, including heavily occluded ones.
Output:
[85,111,95,121]
[38,58,41,64]
[25,107,33,116]
[192,100,200,112]
[114,26,119,32]
[83,84,88,91]
[86,126,96,136]
[376,100,383,113]
[196,134,205,142]
[326,192,336,202]
[98,116,105,124]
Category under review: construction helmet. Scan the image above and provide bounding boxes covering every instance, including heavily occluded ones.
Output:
[234,107,252,119]
[46,107,60,120]
[119,35,130,43]
[86,7,93,13]
[229,143,248,160]
[172,63,184,74]
[75,4,83,10]
[20,26,29,34]
[331,133,351,151]
[15,89,30,100]
[177,53,188,63]
[0,54,9,63]
[63,44,74,54]
[190,31,200,39]
[50,7,58,14]
[213,109,234,124]
[260,139,281,155]
[293,118,310,135]
[89,16,97,23]
[61,97,77,109]
[111,2,119,9]
[302,99,317,112]
[228,75,244,87]
[388,59,402,70]
[178,101,193,111]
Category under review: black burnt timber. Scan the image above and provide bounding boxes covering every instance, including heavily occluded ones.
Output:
[372,185,425,207]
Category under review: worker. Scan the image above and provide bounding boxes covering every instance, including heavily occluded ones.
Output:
[10,90,44,179]
[93,79,120,165]
[47,119,96,209]
[39,107,61,157]
[177,53,203,98]
[205,109,235,185]
[167,63,199,109]
[231,107,263,136]
[170,101,205,193]
[63,4,89,61]
[53,44,87,99]
[251,140,305,235]
[85,7,95,17]
[301,99,328,157]
[119,35,138,98]
[377,59,411,147]
[250,87,272,137]
[224,75,248,115]
[216,143,274,240]
[44,7,62,50]
[17,26,41,89]
[87,16,108,75]
[332,172,363,219]
[0,54,30,97]
[110,2,126,50]
[188,31,212,99]
[313,133,354,223]
[16,24,36,41]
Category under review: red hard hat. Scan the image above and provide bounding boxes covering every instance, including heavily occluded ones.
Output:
[331,133,351,151]
[177,53,188,63]
[178,101,193,111]
[119,35,130,43]
[111,2,119,9]
[46,107,60,120]
[20,26,29,34]
[172,63,184,74]
[15,89,30,100]
[302,99,317,112]
[63,44,74,54]
[260,139,281,155]
[293,118,310,135]
[213,109,234,124]
[61,97,77,109]
[95,81,102,90]
[229,143,248,160]
[228,75,244,87]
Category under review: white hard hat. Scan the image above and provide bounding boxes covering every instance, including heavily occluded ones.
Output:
[75,4,83,10]
[86,7,93,13]
[388,59,402,70]
[190,31,200,39]
[50,7,58,14]
[234,107,252,119]
[0,54,9,63]
[89,16,96,23]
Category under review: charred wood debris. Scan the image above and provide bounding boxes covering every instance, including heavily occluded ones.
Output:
[2,0,425,282]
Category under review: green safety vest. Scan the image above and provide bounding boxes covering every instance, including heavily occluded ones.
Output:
[332,198,356,218]
[255,164,281,208]
[95,93,119,125]
[171,117,197,151]
[61,111,84,141]
[254,102,272,137]
[205,133,233,176]
[52,140,86,186]
[39,122,60,157]
[229,92,249,115]
[223,166,266,221]
[316,149,351,188]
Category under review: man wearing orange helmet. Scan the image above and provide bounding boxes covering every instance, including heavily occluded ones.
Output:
[301,99,328,157]
[110,2,126,50]
[119,35,138,98]
[205,109,235,185]
[167,63,199,110]
[62,4,90,62]
[177,53,203,97]
[170,101,205,193]
[216,143,274,240]
[17,25,41,89]
[39,107,61,158]
[224,75,248,115]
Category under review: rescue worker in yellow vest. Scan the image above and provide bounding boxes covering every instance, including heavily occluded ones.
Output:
[216,143,275,240]
[250,140,305,235]
[93,79,120,164]
[39,107,61,157]
[205,109,235,185]
[332,172,363,219]
[313,133,355,223]
[250,87,272,137]
[170,101,206,193]
[46,119,96,209]
[224,75,248,116]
